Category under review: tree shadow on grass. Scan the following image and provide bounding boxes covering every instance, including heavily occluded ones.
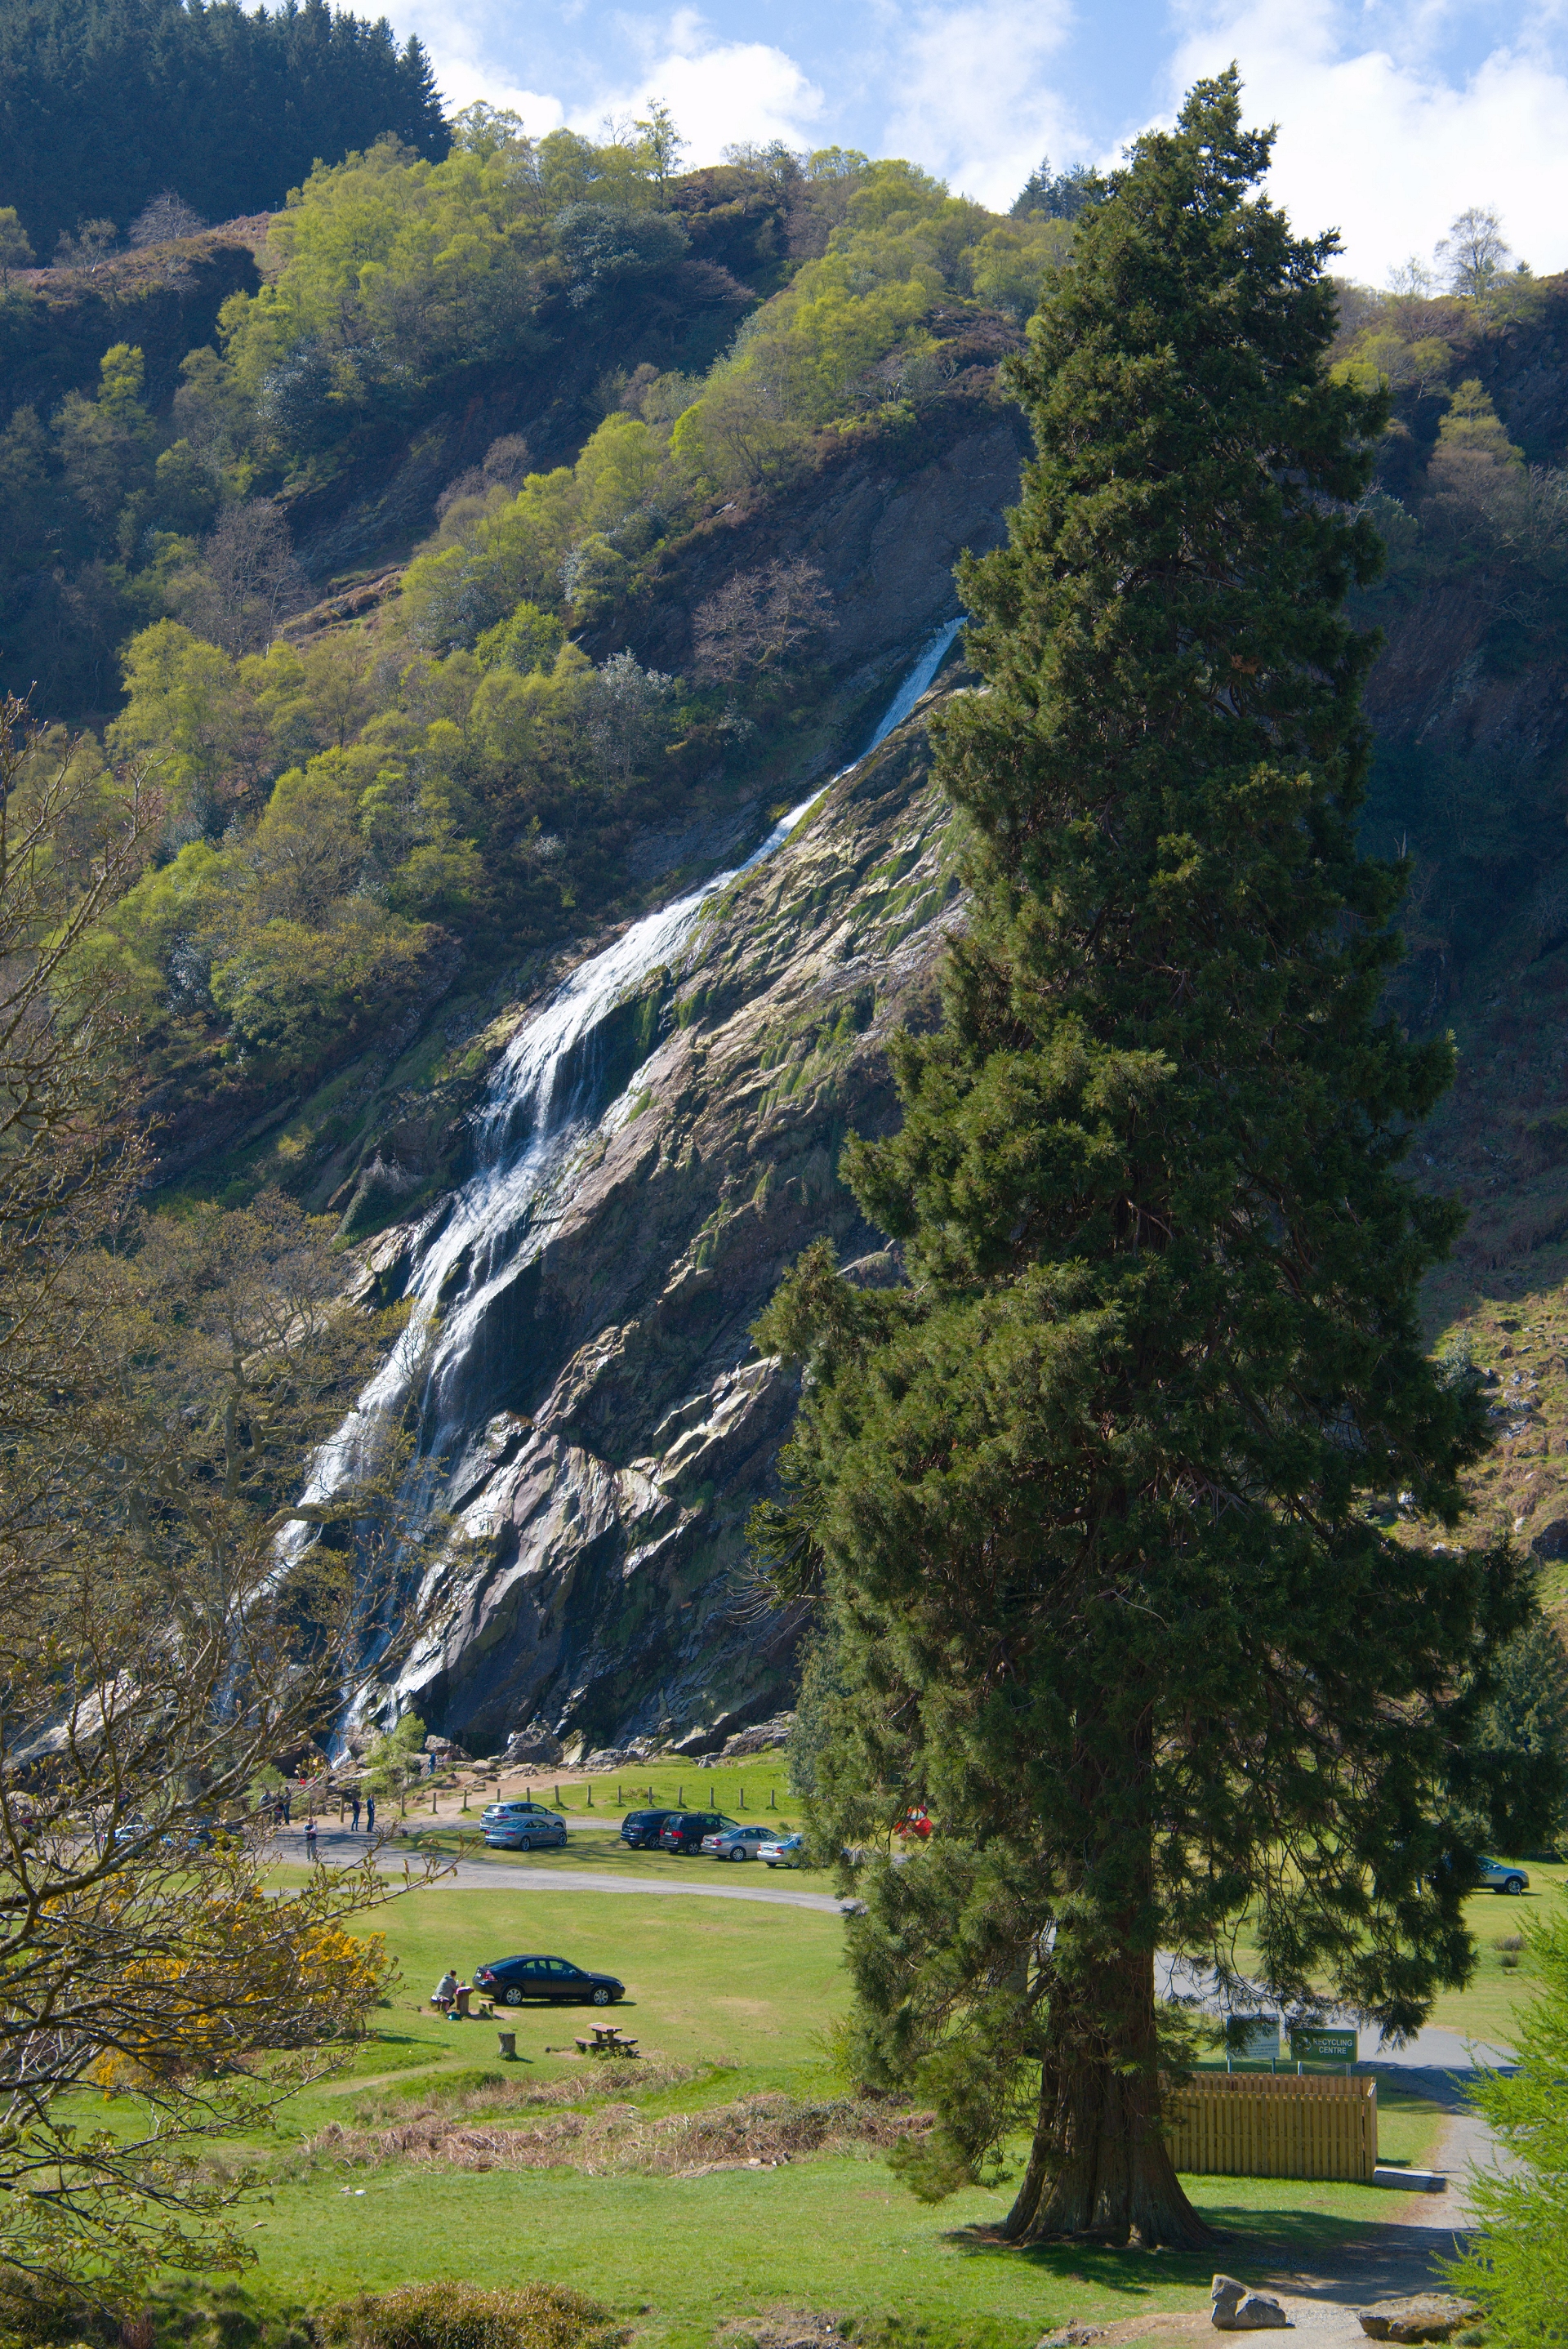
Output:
[944,2200,1466,2307]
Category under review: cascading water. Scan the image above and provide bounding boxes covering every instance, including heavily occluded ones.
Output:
[283,617,962,1607]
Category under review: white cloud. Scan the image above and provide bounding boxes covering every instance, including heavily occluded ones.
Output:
[1163,1,1568,283]
[388,0,568,134]
[881,0,1084,207]
[572,14,826,161]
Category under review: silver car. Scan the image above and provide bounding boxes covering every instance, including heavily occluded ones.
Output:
[1477,1855,1530,1895]
[482,1799,558,1830]
[482,1799,567,1852]
[699,1824,777,1861]
[757,1833,807,1870]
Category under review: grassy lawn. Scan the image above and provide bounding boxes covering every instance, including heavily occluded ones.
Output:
[246,2149,1458,2349]
[176,1880,1485,2349]
[1427,1860,1566,2043]
[319,1881,846,2084]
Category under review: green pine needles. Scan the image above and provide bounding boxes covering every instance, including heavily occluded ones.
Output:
[751,73,1530,2251]
[1447,1894,1568,2339]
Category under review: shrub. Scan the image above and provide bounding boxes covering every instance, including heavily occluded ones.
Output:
[318,2283,624,2349]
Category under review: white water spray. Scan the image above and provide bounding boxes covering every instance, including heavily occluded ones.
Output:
[283,617,962,1562]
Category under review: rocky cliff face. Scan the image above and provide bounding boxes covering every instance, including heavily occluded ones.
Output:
[375,699,960,1758]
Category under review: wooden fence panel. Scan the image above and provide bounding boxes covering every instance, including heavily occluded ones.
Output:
[1161,2071,1377,2181]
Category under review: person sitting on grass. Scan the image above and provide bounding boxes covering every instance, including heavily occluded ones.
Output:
[433,1967,459,2014]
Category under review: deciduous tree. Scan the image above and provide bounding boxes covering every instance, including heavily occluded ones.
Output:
[0,694,439,2304]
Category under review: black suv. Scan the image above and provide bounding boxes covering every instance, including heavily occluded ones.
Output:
[620,1808,677,1849]
[473,1954,626,2007]
[658,1810,740,1855]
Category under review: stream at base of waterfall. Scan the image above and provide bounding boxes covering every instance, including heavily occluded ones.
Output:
[277,621,964,1720]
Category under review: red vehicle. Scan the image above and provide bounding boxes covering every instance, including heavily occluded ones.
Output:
[894,1808,933,1840]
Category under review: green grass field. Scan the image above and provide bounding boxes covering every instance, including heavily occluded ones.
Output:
[387,1825,1563,2050]
[180,1874,1514,2349]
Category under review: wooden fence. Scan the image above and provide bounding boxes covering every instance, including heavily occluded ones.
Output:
[1162,2070,1377,2181]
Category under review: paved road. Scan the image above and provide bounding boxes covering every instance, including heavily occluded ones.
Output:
[1158,1954,1517,2074]
[275,1822,844,1913]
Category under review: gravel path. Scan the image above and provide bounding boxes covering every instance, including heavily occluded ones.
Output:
[1251,2095,1499,2342]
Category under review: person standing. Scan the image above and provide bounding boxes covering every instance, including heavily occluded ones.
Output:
[283,1788,292,1825]
[304,1816,318,1863]
[350,1790,361,1832]
[365,1794,376,1834]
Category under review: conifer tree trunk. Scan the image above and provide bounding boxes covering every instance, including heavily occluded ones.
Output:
[1005,1945,1210,2249]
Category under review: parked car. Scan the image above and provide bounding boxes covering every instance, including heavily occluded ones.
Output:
[473,1953,625,2007]
[757,1833,807,1870]
[482,1799,559,1830]
[483,1806,568,1852]
[1477,1855,1530,1895]
[620,1809,678,1848]
[699,1824,777,1861]
[657,1811,739,1855]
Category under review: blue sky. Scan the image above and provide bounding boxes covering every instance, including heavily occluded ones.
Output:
[388,0,1568,283]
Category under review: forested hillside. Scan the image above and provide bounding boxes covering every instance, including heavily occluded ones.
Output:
[0,123,1054,1172]
[0,0,445,253]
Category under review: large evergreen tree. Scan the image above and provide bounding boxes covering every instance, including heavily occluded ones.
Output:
[754,74,1529,2250]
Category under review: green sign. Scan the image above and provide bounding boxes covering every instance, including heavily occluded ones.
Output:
[1289,2027,1357,2063]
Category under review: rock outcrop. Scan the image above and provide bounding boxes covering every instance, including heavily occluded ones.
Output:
[380,697,960,1753]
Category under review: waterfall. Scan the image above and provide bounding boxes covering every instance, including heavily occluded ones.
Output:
[283,616,962,1593]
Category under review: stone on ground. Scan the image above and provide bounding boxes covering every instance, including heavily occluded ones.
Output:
[1212,2276,1290,2330]
[1356,2296,1481,2343]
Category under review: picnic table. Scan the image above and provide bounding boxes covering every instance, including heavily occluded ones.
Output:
[575,2023,639,2057]
[431,1986,493,2019]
